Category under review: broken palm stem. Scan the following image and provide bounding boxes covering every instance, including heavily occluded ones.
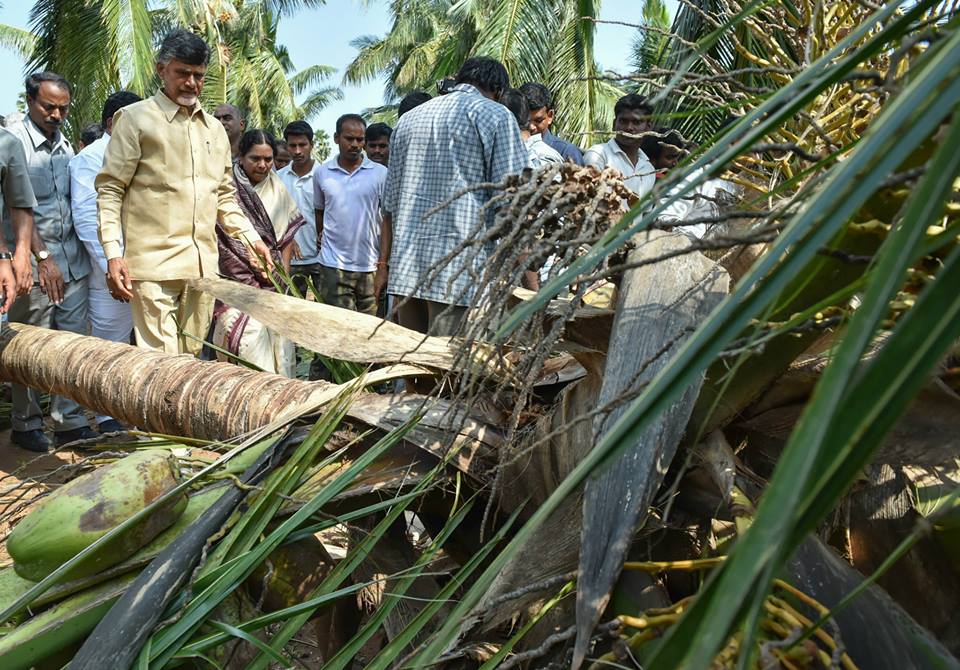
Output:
[189,277,515,382]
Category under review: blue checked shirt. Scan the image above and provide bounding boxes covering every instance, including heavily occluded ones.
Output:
[383,84,529,306]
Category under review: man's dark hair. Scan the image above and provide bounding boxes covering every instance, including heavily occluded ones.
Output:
[365,122,392,142]
[80,122,103,146]
[500,88,529,130]
[614,93,653,120]
[641,128,686,163]
[238,128,278,157]
[335,113,366,135]
[519,82,552,111]
[157,28,210,67]
[455,57,510,96]
[397,91,431,117]
[25,72,72,99]
[101,91,141,126]
[283,120,314,143]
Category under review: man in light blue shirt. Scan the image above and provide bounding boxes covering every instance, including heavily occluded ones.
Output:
[69,90,141,434]
[277,120,323,297]
[313,114,387,315]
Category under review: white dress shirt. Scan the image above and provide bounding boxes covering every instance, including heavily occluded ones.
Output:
[69,133,113,274]
[658,166,738,239]
[278,161,322,265]
[584,138,656,200]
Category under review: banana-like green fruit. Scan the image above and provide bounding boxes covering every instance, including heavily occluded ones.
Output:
[0,574,134,670]
[0,485,228,613]
[7,449,187,582]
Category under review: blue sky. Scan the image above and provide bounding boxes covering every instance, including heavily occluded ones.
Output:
[0,0,670,138]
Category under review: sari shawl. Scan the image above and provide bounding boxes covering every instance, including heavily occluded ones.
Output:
[216,162,304,288]
[214,164,305,353]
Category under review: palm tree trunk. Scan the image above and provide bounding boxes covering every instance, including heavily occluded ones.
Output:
[0,323,340,441]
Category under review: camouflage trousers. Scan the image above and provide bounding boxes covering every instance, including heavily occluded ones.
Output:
[320,265,377,315]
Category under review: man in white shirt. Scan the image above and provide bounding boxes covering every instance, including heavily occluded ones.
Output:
[314,114,387,315]
[69,90,141,433]
[642,129,739,239]
[584,94,657,200]
[277,120,323,297]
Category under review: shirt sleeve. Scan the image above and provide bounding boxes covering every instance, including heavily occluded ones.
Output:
[216,144,260,244]
[382,128,405,215]
[70,151,107,272]
[96,109,140,260]
[564,143,585,166]
[1,136,38,209]
[313,169,325,211]
[583,146,606,171]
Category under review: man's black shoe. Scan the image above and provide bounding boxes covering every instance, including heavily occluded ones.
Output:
[97,419,127,434]
[11,429,51,453]
[54,426,100,447]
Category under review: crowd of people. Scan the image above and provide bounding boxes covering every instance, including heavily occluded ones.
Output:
[0,28,728,454]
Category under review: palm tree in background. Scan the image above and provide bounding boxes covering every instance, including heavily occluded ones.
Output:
[0,0,341,142]
[345,0,624,148]
[629,0,671,85]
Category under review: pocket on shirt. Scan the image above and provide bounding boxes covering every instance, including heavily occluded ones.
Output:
[28,166,54,198]
[53,156,71,194]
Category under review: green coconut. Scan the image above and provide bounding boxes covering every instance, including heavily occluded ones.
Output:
[7,449,187,582]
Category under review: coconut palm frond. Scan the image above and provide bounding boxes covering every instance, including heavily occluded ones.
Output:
[0,22,37,60]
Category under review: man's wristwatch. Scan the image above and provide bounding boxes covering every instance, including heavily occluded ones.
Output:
[34,250,50,263]
[0,251,12,262]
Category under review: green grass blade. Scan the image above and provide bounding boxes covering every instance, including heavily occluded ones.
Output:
[209,620,293,667]
[246,470,440,669]
[321,498,478,670]
[147,412,422,667]
[373,505,524,670]
[647,37,960,668]
[478,581,574,670]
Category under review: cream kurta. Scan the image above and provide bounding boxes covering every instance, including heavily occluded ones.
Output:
[96,91,259,281]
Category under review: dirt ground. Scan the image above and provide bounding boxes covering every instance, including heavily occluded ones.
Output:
[0,427,84,565]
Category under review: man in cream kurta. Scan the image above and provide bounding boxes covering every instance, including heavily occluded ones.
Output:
[96,29,271,355]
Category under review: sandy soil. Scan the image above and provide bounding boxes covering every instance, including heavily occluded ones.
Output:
[0,427,85,565]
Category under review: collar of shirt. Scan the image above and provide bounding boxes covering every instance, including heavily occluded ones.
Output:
[326,155,376,174]
[153,90,212,127]
[451,83,482,97]
[606,137,651,169]
[24,117,69,153]
[278,161,318,183]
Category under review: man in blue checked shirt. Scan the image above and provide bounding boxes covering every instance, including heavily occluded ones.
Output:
[379,57,529,337]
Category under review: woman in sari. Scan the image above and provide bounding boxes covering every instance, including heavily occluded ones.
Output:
[212,129,304,376]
